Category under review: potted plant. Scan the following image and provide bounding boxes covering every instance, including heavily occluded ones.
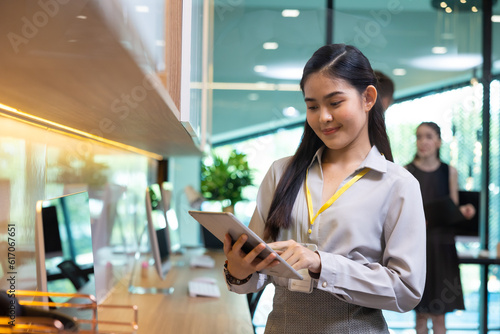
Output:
[201,149,253,213]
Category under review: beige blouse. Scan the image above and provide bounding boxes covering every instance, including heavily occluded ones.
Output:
[228,146,426,313]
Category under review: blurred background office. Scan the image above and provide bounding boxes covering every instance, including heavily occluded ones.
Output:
[0,0,499,333]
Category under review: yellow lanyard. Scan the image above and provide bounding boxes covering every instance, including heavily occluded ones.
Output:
[305,167,370,234]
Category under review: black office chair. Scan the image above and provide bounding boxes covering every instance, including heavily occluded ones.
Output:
[56,260,89,291]
[247,289,265,331]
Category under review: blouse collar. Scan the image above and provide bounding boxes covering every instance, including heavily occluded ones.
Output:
[308,145,388,174]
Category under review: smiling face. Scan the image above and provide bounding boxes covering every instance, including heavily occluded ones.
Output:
[304,72,375,154]
[416,124,441,159]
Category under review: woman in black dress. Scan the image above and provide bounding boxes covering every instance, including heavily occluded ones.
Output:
[406,122,475,334]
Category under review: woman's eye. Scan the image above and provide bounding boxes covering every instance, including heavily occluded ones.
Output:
[307,105,318,110]
[330,101,341,107]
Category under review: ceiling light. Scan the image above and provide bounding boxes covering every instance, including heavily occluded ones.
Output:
[432,46,448,54]
[257,65,303,80]
[135,6,149,13]
[254,65,268,73]
[493,15,500,22]
[282,9,300,18]
[431,0,497,12]
[263,42,279,50]
[247,93,259,101]
[76,15,87,20]
[282,107,300,118]
[410,54,482,71]
[392,68,407,76]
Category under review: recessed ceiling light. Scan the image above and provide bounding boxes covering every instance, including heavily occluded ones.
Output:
[432,46,448,54]
[282,107,300,118]
[392,68,407,76]
[135,6,149,13]
[440,2,448,8]
[248,93,259,101]
[445,7,453,13]
[263,42,279,50]
[254,65,268,73]
[76,15,87,20]
[282,9,300,18]
[471,6,478,12]
[493,15,500,22]
[460,0,466,3]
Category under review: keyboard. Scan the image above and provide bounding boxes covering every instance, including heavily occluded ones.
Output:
[189,255,215,268]
[188,281,221,298]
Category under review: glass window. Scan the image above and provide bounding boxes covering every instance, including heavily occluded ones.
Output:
[334,1,482,98]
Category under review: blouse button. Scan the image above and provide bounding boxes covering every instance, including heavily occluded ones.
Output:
[322,281,327,288]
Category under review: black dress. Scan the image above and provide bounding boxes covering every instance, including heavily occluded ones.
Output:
[406,162,465,314]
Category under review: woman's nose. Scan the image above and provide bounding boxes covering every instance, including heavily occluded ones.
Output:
[319,108,333,123]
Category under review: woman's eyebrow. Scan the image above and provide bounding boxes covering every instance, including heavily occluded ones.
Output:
[304,91,343,102]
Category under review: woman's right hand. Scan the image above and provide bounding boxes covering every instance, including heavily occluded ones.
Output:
[223,233,279,280]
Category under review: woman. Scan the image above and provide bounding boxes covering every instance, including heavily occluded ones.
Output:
[223,44,426,333]
[407,122,475,334]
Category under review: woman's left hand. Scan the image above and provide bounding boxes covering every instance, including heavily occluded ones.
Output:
[267,239,321,275]
[459,203,476,220]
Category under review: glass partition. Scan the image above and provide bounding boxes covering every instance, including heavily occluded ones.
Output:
[211,0,326,142]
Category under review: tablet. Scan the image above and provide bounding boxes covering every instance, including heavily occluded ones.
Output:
[188,210,303,280]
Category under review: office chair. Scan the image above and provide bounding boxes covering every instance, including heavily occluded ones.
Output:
[56,260,90,291]
[247,289,265,330]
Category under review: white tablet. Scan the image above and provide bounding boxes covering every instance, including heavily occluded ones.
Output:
[188,210,303,280]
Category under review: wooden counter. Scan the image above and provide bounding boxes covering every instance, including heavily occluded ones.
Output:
[99,250,254,334]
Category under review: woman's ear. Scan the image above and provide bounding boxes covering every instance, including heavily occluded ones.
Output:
[363,85,377,112]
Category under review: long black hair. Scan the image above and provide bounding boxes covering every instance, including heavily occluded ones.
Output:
[264,44,393,241]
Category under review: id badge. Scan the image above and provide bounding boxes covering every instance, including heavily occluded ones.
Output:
[288,243,318,294]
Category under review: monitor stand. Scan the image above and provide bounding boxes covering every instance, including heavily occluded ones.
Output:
[127,251,174,295]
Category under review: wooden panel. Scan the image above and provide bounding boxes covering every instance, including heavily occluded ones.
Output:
[0,0,200,158]
[164,0,183,111]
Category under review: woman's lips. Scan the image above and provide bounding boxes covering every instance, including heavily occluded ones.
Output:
[322,127,339,135]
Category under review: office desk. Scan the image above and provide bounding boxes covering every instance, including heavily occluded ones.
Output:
[100,250,254,334]
[458,254,500,334]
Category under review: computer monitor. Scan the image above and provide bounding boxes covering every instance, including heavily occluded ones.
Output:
[145,185,171,280]
[35,191,96,306]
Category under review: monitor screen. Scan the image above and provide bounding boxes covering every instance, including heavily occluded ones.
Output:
[146,185,171,280]
[35,191,96,306]
[41,206,63,255]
